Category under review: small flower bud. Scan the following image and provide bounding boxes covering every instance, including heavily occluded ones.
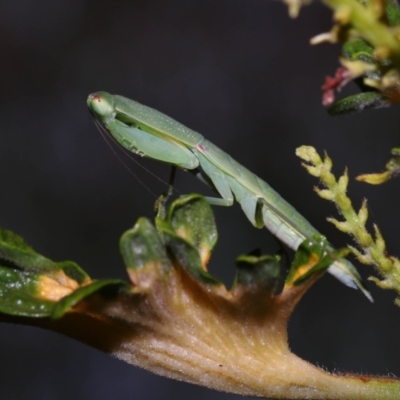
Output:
[348,245,371,264]
[323,152,333,171]
[327,217,352,233]
[357,200,369,226]
[338,170,349,193]
[373,224,386,252]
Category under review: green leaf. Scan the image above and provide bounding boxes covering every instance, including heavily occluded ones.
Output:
[0,264,54,317]
[121,204,220,288]
[0,227,126,318]
[51,279,128,319]
[57,261,89,285]
[285,236,337,286]
[233,252,280,294]
[328,92,390,115]
[386,0,400,26]
[0,228,57,274]
[342,39,375,63]
[157,194,221,286]
[120,217,171,274]
[167,194,218,257]
[163,230,221,286]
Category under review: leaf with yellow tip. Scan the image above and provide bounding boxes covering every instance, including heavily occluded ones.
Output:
[156,194,218,272]
[120,217,172,285]
[285,236,338,287]
[0,227,127,318]
[51,279,127,319]
[154,195,221,286]
[167,194,217,266]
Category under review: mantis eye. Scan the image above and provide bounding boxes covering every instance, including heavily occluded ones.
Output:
[87,92,115,119]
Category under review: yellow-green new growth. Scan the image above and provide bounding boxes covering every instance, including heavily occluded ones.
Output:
[357,147,400,184]
[296,145,400,303]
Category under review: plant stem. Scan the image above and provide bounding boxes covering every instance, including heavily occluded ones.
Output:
[3,282,398,400]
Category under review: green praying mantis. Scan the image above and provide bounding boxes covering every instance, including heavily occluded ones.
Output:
[87,91,371,300]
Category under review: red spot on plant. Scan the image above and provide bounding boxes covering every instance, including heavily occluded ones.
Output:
[322,67,351,106]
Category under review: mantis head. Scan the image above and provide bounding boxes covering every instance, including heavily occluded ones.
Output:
[87,92,116,122]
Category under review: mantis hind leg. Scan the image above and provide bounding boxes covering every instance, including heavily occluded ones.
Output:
[203,171,234,206]
[194,155,235,206]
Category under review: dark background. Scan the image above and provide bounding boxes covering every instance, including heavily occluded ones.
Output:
[1,1,400,399]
